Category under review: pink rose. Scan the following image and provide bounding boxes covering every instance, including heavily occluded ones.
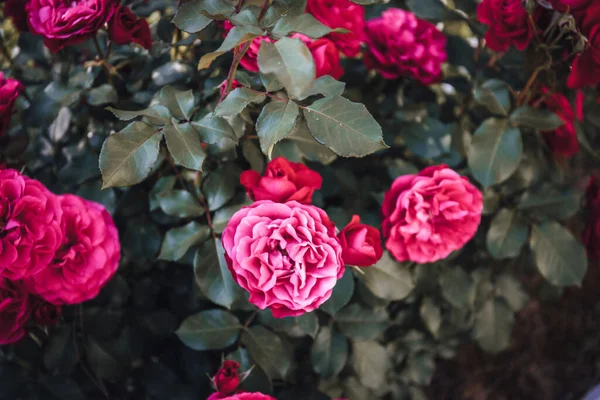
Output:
[0,169,63,279]
[0,72,23,137]
[207,393,276,400]
[338,215,383,267]
[108,5,153,50]
[567,5,600,89]
[306,0,366,57]
[536,89,582,157]
[363,8,447,84]
[212,360,241,396]
[240,157,322,204]
[222,201,344,318]
[27,0,119,53]
[382,165,483,264]
[305,37,344,79]
[31,297,62,326]
[477,0,534,52]
[25,194,120,305]
[0,278,32,345]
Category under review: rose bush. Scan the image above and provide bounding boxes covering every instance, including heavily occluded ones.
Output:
[0,72,22,137]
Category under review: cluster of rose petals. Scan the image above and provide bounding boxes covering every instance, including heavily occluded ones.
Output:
[538,89,583,157]
[477,0,534,52]
[0,72,23,137]
[108,5,153,50]
[338,215,383,267]
[0,169,63,280]
[382,165,483,264]
[363,8,447,84]
[212,361,241,396]
[222,201,344,318]
[567,4,600,89]
[207,393,276,400]
[25,194,120,305]
[0,278,31,345]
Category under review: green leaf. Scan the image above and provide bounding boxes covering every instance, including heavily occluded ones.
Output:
[486,208,529,260]
[360,252,414,300]
[468,118,522,188]
[474,80,511,116]
[241,326,292,380]
[351,341,390,390]
[297,75,346,101]
[335,303,388,340]
[214,87,266,117]
[530,222,588,287]
[473,297,514,353]
[227,348,273,394]
[272,119,338,165]
[496,274,529,312]
[191,112,237,143]
[509,106,565,131]
[157,190,205,218]
[405,0,465,20]
[272,14,333,39]
[402,117,451,159]
[156,86,196,120]
[149,176,177,211]
[196,0,235,18]
[420,298,442,337]
[99,122,163,189]
[202,163,239,211]
[172,0,213,33]
[311,326,349,378]
[518,185,583,220]
[304,96,387,157]
[106,104,171,125]
[320,268,354,315]
[212,201,252,233]
[406,352,436,385]
[163,121,206,171]
[263,0,307,27]
[198,25,263,69]
[194,238,244,309]
[158,221,211,261]
[87,84,118,106]
[256,101,300,156]
[258,37,315,98]
[176,309,241,350]
[439,268,473,309]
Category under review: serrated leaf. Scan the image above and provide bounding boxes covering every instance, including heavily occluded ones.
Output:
[530,222,588,287]
[163,121,206,171]
[256,101,300,156]
[361,252,414,300]
[473,297,514,353]
[304,96,387,157]
[198,25,263,69]
[351,341,390,390]
[242,326,292,380]
[106,104,171,125]
[227,348,273,394]
[335,303,388,340]
[509,106,565,131]
[258,37,315,98]
[468,118,522,188]
[272,14,333,39]
[156,86,196,120]
[197,0,235,18]
[297,75,346,100]
[172,0,213,33]
[100,122,162,188]
[191,112,237,143]
[158,221,211,261]
[194,238,244,308]
[176,309,241,350]
[215,87,266,117]
[474,80,511,116]
[87,84,118,106]
[320,267,354,315]
[311,326,348,378]
[157,190,205,218]
[486,208,529,259]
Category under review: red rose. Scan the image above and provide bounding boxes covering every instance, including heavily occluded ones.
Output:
[567,6,600,89]
[0,278,31,345]
[477,0,534,52]
[0,169,63,280]
[32,297,62,326]
[4,0,29,32]
[338,215,383,267]
[26,0,119,53]
[108,5,153,50]
[364,8,447,84]
[207,393,276,400]
[306,0,366,57]
[536,89,582,157]
[212,361,240,396]
[25,194,120,305]
[0,72,22,137]
[382,165,483,263]
[305,37,344,80]
[240,157,323,204]
[585,177,600,260]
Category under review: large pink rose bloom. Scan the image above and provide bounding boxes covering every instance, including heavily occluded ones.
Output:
[207,392,276,400]
[0,169,63,279]
[306,0,366,57]
[27,0,118,53]
[25,194,120,305]
[382,165,483,264]
[222,201,344,318]
[363,8,447,84]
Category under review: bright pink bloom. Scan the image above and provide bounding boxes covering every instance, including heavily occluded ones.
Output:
[0,72,23,137]
[338,215,383,267]
[477,0,534,52]
[0,278,32,345]
[207,392,276,400]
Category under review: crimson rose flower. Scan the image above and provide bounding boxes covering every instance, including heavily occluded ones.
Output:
[240,157,322,204]
[382,165,483,264]
[0,278,31,345]
[585,177,600,260]
[27,0,119,53]
[477,0,534,52]
[537,89,583,157]
[4,0,29,32]
[32,297,62,326]
[338,215,383,267]
[108,5,153,50]
[25,194,120,305]
[212,361,240,396]
[207,393,276,400]
[363,8,447,84]
[567,6,600,89]
[0,72,23,137]
[222,201,344,318]
[306,0,366,57]
[0,169,63,280]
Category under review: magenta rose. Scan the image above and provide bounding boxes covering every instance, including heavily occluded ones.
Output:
[567,5,600,89]
[108,5,153,50]
[536,88,582,157]
[27,0,119,53]
[222,201,344,318]
[477,0,534,52]
[382,165,483,264]
[338,215,383,267]
[25,194,120,305]
[0,169,63,280]
[4,0,29,32]
[207,393,276,400]
[0,72,23,137]
[306,0,366,57]
[31,297,62,326]
[0,278,32,345]
[363,8,447,84]
[304,37,344,79]
[211,360,240,396]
